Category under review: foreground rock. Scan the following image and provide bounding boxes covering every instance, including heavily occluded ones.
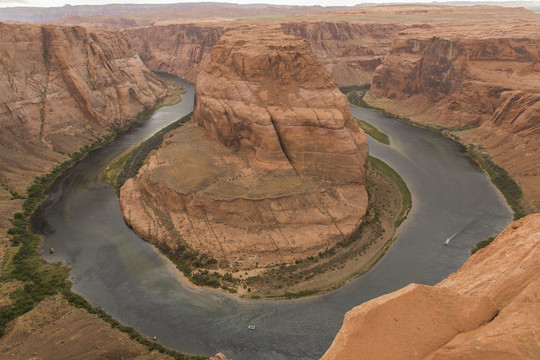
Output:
[0,296,173,360]
[0,22,171,193]
[120,27,368,271]
[370,25,540,210]
[322,213,540,360]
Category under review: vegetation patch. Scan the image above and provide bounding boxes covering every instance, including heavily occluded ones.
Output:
[369,157,411,227]
[471,236,495,255]
[466,145,527,219]
[113,113,192,191]
[354,116,390,145]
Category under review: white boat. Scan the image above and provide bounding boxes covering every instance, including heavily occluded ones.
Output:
[248,325,256,330]
[444,231,458,246]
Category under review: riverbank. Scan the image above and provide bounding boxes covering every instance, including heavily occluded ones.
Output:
[0,81,206,359]
[111,114,410,298]
[241,155,411,298]
[347,89,530,220]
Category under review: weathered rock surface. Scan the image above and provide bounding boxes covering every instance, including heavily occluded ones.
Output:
[120,27,369,270]
[124,24,225,83]
[281,22,403,86]
[0,22,170,193]
[0,295,173,360]
[124,22,400,87]
[370,28,540,210]
[322,213,540,360]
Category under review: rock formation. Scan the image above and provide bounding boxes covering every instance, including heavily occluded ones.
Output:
[281,22,403,86]
[322,213,540,360]
[370,27,540,210]
[120,27,369,270]
[124,22,401,87]
[124,24,225,83]
[0,22,170,193]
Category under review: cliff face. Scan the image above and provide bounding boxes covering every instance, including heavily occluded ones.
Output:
[281,22,403,86]
[120,27,369,270]
[0,23,169,193]
[124,22,401,87]
[370,31,540,209]
[322,213,540,360]
[124,24,225,83]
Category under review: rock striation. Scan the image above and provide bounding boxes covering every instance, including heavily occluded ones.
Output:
[120,27,369,270]
[0,22,170,193]
[322,213,540,360]
[281,22,403,86]
[370,29,540,210]
[124,21,401,87]
[124,24,225,83]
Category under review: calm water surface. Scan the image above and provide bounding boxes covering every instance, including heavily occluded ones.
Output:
[34,76,512,359]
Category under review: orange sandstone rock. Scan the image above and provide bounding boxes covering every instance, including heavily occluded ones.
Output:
[0,22,169,193]
[120,27,369,270]
[370,29,540,209]
[322,213,540,360]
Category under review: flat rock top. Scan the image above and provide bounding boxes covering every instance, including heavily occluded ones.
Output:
[149,123,329,200]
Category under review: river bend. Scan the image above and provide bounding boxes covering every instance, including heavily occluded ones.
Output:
[35,75,512,359]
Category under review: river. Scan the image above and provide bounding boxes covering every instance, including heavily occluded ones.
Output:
[34,75,512,359]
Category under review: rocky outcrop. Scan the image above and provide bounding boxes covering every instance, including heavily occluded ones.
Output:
[370,30,540,209]
[281,22,403,86]
[124,24,225,83]
[120,27,369,270]
[0,23,170,193]
[322,213,540,360]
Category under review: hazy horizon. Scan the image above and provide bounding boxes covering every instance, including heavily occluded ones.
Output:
[0,0,535,9]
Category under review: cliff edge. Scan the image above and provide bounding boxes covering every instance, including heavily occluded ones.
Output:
[322,213,540,360]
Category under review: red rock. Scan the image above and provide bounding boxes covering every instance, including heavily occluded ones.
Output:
[370,29,540,209]
[120,27,369,270]
[0,23,170,193]
[322,214,540,360]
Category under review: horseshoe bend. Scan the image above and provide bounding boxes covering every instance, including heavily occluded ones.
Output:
[0,3,539,360]
[118,27,373,293]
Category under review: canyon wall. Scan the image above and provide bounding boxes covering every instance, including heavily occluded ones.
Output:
[322,213,540,360]
[120,27,369,270]
[0,22,170,193]
[281,22,403,86]
[370,30,540,210]
[124,24,225,83]
[124,21,401,87]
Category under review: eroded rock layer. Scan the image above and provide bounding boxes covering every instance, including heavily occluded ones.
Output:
[0,23,169,193]
[120,27,369,269]
[124,21,400,87]
[281,22,403,86]
[370,29,540,209]
[124,24,225,83]
[322,213,540,360]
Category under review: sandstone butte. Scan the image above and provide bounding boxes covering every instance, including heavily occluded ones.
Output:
[322,213,540,360]
[119,27,369,270]
[370,25,540,210]
[0,22,171,193]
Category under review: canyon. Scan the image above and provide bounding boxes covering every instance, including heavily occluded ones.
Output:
[0,3,538,360]
[119,27,369,273]
[369,25,540,211]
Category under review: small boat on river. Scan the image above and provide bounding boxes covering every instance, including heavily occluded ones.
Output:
[248,325,256,330]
